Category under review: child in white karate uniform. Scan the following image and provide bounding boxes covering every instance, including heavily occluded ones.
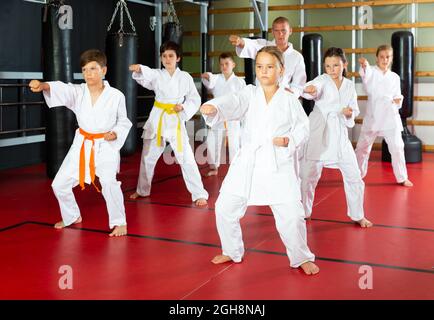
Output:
[29,49,132,237]
[301,47,373,228]
[229,16,307,181]
[201,52,246,176]
[201,46,319,275]
[129,41,209,206]
[355,45,413,187]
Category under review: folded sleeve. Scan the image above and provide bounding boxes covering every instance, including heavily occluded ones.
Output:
[43,81,80,112]
[132,64,159,91]
[235,38,266,59]
[202,85,253,127]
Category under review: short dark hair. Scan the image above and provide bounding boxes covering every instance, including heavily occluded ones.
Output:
[80,49,107,68]
[272,16,290,27]
[323,47,348,78]
[160,41,182,58]
[219,52,235,62]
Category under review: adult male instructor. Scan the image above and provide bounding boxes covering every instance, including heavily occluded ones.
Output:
[229,16,306,97]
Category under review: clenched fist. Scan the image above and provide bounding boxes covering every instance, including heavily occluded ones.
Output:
[304,85,317,97]
[104,131,117,141]
[273,137,289,147]
[129,64,141,73]
[200,104,217,116]
[229,35,244,47]
[358,57,368,69]
[342,106,353,118]
[29,80,48,93]
[173,104,184,112]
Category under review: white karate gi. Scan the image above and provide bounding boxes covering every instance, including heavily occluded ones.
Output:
[355,64,408,183]
[43,81,132,228]
[301,74,365,221]
[236,39,306,97]
[132,65,208,201]
[203,85,315,268]
[201,72,246,167]
[237,39,308,182]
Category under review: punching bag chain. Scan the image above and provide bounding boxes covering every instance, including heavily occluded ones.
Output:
[43,0,65,22]
[107,0,137,35]
[167,0,180,25]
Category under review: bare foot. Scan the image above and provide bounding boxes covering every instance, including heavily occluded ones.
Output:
[54,216,82,229]
[211,255,233,264]
[401,179,413,187]
[205,169,218,177]
[195,198,208,207]
[129,192,148,200]
[300,261,320,275]
[357,217,373,228]
[109,225,127,237]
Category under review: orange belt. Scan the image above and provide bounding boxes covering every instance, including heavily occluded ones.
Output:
[79,128,107,192]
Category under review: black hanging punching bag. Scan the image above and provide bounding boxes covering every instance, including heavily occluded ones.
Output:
[244,37,259,85]
[42,0,75,178]
[163,22,183,47]
[162,22,183,70]
[302,33,323,116]
[163,0,183,68]
[105,1,138,156]
[382,31,422,163]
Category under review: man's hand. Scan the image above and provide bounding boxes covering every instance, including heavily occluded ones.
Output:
[229,35,244,48]
[129,64,141,73]
[200,104,217,116]
[104,131,117,141]
[342,107,353,118]
[273,137,289,147]
[29,80,48,93]
[201,73,210,81]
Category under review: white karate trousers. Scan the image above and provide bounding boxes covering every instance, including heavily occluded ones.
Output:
[52,160,127,229]
[355,129,408,183]
[301,153,365,222]
[215,192,315,268]
[135,137,209,202]
[207,122,241,168]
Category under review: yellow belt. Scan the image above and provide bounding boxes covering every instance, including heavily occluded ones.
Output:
[153,100,182,152]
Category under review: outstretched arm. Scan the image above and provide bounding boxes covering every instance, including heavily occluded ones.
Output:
[228,35,245,49]
[358,57,373,83]
[130,64,159,91]
[288,57,307,98]
[232,37,266,59]
[29,80,50,93]
[201,72,218,91]
[200,85,253,127]
[30,80,79,111]
[302,75,325,101]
